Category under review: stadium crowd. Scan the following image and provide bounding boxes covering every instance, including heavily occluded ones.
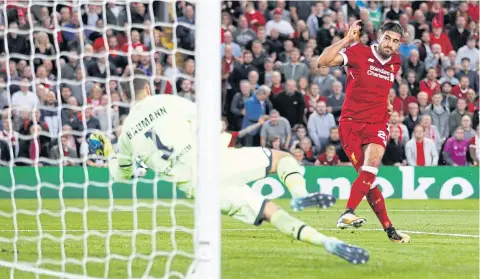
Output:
[0,0,478,168]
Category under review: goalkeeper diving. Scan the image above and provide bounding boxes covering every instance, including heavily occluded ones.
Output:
[88,69,369,264]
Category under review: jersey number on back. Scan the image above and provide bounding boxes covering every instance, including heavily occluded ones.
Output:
[145,130,174,160]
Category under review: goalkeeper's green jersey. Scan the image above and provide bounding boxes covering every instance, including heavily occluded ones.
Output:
[115,94,197,182]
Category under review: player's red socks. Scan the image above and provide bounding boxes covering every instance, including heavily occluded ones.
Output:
[346,166,378,210]
[367,186,392,230]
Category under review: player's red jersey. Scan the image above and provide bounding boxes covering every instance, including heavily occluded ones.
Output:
[338,43,402,124]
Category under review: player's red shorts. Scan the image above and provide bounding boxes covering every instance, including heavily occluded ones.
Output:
[338,121,389,171]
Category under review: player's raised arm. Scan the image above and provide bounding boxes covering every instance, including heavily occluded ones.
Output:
[317,20,362,68]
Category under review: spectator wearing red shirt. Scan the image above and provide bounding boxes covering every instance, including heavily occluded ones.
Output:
[244,2,266,33]
[315,145,339,166]
[121,30,147,53]
[395,84,417,116]
[430,23,453,56]
[305,83,327,118]
[419,67,441,100]
[468,1,479,22]
[451,76,471,99]
[466,89,478,113]
[270,71,283,96]
[405,125,439,166]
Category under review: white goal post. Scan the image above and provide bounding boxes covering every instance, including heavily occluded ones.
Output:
[0,0,221,278]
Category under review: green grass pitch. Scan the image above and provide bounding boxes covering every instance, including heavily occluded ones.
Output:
[0,199,478,279]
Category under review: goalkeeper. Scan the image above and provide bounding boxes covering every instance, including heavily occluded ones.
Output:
[88,69,369,264]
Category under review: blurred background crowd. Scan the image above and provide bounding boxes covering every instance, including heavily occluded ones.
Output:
[0,0,478,168]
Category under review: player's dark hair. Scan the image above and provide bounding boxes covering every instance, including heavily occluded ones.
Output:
[120,68,149,101]
[380,22,404,36]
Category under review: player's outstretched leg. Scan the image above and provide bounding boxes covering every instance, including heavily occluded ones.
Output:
[367,186,411,243]
[263,201,369,264]
[269,149,336,211]
[220,184,368,264]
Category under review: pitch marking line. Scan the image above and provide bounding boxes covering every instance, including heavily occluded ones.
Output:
[0,228,478,238]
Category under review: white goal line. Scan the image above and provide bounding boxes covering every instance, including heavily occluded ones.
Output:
[0,228,477,238]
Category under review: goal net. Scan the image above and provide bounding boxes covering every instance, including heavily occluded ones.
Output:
[0,1,220,278]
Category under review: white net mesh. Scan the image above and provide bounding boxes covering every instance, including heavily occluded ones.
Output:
[0,1,200,278]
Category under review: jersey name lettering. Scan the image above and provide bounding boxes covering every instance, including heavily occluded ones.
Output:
[126,107,167,139]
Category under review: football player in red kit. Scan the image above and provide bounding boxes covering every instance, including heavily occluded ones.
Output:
[318,20,411,243]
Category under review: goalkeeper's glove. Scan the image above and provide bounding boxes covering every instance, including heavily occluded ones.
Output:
[87,131,114,158]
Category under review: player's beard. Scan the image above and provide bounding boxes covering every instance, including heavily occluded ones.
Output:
[377,45,393,60]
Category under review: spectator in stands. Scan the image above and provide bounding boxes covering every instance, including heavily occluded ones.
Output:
[177,79,195,102]
[230,51,256,94]
[449,16,470,51]
[0,111,19,159]
[449,98,470,137]
[95,95,120,133]
[403,102,421,138]
[25,124,50,166]
[443,127,469,166]
[242,85,272,146]
[469,125,480,166]
[251,40,268,73]
[417,91,430,114]
[395,84,417,116]
[298,137,316,164]
[230,80,252,131]
[307,101,335,150]
[315,144,339,166]
[402,49,425,81]
[0,77,8,110]
[60,50,80,80]
[312,66,335,97]
[421,114,442,152]
[439,81,458,112]
[439,66,460,86]
[389,111,410,145]
[278,39,294,63]
[292,147,313,166]
[270,71,283,96]
[455,36,479,69]
[327,81,345,122]
[430,22,453,56]
[176,4,195,51]
[271,79,305,127]
[426,92,450,141]
[12,78,39,113]
[276,48,309,82]
[316,14,336,54]
[461,114,475,141]
[244,2,266,33]
[382,125,407,166]
[6,22,30,57]
[452,76,471,99]
[405,125,439,166]
[61,96,81,131]
[87,55,116,80]
[233,15,256,48]
[456,58,478,91]
[420,67,441,99]
[248,70,260,90]
[50,135,79,166]
[399,32,416,59]
[79,106,101,131]
[306,2,323,37]
[265,8,294,37]
[404,70,420,97]
[221,31,241,58]
[466,89,478,113]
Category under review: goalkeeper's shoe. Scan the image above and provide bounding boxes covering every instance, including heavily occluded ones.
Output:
[87,131,113,158]
[336,209,367,229]
[290,192,336,212]
[386,227,411,243]
[323,237,369,264]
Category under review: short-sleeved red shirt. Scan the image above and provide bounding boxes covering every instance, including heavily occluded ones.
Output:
[338,43,402,124]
